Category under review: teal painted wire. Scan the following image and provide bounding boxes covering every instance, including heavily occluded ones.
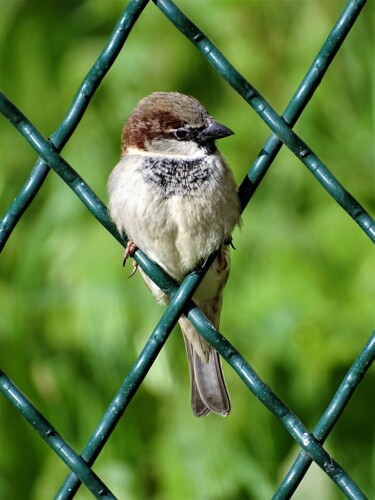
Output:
[154,0,375,243]
[0,370,116,499]
[185,313,370,500]
[60,0,373,496]
[0,91,195,300]
[274,331,375,499]
[0,0,150,253]
[238,0,369,209]
[0,92,122,246]
[56,254,216,499]
[0,92,367,499]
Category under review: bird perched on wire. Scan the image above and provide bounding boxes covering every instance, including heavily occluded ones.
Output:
[108,92,241,416]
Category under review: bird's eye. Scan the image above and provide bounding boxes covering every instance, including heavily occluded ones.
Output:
[173,128,190,140]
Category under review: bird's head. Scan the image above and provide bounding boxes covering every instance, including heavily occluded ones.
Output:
[121,92,234,156]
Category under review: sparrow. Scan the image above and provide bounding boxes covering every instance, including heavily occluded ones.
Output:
[108,92,241,416]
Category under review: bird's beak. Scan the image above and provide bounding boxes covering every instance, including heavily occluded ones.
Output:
[198,119,234,143]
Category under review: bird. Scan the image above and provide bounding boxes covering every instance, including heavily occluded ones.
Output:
[108,92,241,416]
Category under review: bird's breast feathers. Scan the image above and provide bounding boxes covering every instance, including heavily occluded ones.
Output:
[108,152,240,279]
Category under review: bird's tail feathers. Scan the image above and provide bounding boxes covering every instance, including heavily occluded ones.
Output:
[181,325,230,417]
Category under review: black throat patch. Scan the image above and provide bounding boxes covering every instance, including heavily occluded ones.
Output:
[139,156,216,197]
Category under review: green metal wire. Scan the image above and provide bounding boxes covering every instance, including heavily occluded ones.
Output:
[0,92,369,500]
[0,0,150,253]
[0,369,116,499]
[237,0,371,210]
[154,0,375,243]
[274,331,375,499]
[0,92,122,245]
[0,0,373,498]
[56,253,218,499]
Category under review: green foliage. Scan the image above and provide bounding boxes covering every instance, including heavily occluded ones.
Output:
[0,0,374,499]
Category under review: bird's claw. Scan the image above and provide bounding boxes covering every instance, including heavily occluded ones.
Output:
[224,236,236,250]
[128,261,138,278]
[122,241,138,267]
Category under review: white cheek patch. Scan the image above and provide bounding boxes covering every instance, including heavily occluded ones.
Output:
[141,138,205,158]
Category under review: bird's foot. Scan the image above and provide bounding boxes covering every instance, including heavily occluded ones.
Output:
[123,241,137,267]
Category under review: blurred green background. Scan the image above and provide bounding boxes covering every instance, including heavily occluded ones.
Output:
[0,0,374,498]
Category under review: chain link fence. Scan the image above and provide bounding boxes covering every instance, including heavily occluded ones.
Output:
[0,0,374,498]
